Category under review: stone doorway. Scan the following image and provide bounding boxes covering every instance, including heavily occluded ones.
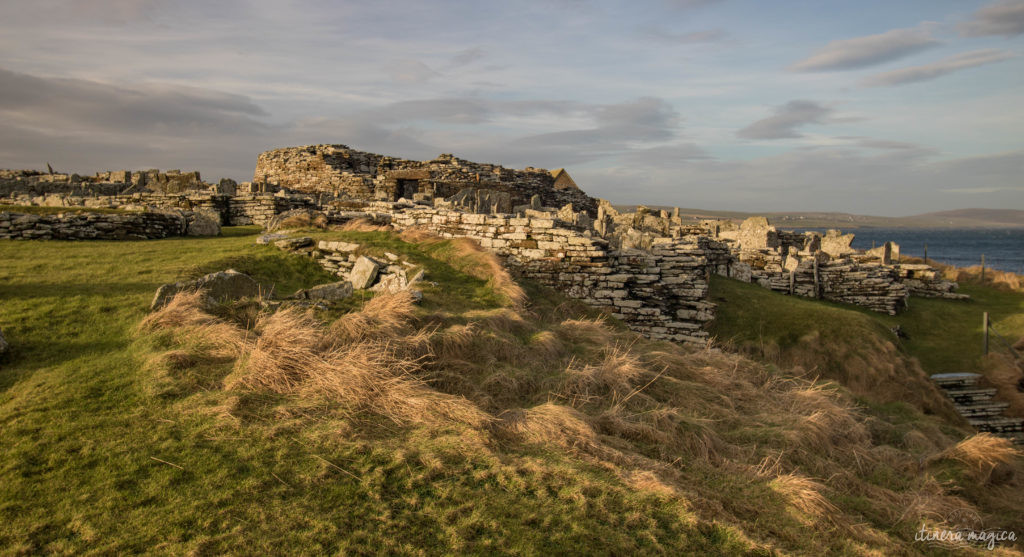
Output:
[397,179,419,201]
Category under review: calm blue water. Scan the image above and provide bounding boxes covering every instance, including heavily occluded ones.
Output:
[797,228,1024,273]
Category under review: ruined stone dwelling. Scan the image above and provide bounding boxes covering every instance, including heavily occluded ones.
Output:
[252,144,596,214]
[1,143,967,342]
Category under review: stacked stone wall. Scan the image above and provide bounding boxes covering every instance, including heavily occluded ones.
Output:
[3,192,317,227]
[0,211,187,240]
[381,205,714,344]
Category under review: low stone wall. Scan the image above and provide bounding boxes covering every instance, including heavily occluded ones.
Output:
[3,192,318,227]
[383,205,715,344]
[0,211,188,240]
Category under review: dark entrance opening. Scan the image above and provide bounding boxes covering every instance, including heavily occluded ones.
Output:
[397,179,419,201]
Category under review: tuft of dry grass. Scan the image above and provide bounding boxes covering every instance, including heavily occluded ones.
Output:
[926,433,1021,478]
[276,212,328,231]
[980,353,1024,419]
[493,403,601,454]
[139,291,218,331]
[139,291,247,358]
[555,317,616,346]
[769,473,839,521]
[561,344,646,404]
[327,290,419,345]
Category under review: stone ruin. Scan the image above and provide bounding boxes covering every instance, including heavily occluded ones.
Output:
[0,143,968,343]
[252,144,596,213]
[703,216,966,313]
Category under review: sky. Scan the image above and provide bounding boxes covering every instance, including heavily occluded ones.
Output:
[0,0,1022,215]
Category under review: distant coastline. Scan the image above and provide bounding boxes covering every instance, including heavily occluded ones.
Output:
[615,206,1024,230]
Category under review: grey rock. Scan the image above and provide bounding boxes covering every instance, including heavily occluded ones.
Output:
[293,280,353,301]
[256,233,290,245]
[0,328,8,356]
[274,236,314,250]
[370,273,407,293]
[186,210,221,236]
[349,256,381,289]
[151,269,262,310]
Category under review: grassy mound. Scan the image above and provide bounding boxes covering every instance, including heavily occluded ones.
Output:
[1,228,1022,554]
[709,274,1024,421]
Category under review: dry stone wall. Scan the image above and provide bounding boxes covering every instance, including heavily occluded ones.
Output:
[3,192,316,227]
[0,168,206,197]
[377,204,715,344]
[0,211,190,240]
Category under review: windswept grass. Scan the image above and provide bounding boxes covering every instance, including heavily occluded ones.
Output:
[2,228,1023,554]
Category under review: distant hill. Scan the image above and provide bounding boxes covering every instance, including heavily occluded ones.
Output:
[904,209,1024,228]
[614,206,1024,229]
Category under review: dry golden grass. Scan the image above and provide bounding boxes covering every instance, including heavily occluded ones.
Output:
[493,402,601,454]
[769,473,838,521]
[327,290,419,344]
[139,291,247,357]
[980,353,1024,419]
[276,212,328,231]
[561,344,646,404]
[926,433,1021,477]
[948,265,1024,292]
[136,262,1024,553]
[554,317,617,346]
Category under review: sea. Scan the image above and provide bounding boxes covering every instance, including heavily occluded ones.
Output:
[796,228,1024,274]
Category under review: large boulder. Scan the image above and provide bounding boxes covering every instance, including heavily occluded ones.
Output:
[151,269,262,310]
[349,256,381,289]
[186,210,221,236]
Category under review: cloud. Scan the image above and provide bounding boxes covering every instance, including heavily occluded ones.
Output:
[959,0,1024,37]
[863,49,1014,86]
[790,26,939,72]
[663,0,724,9]
[387,60,439,84]
[736,100,834,140]
[581,147,1024,215]
[0,67,272,178]
[449,46,485,67]
[359,98,589,126]
[0,67,268,133]
[640,26,728,44]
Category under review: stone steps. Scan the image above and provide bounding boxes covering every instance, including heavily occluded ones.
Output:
[955,401,1010,418]
[931,373,1024,446]
[944,387,998,404]
[968,416,1024,433]
[930,372,982,388]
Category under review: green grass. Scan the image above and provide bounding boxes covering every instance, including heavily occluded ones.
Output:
[896,284,1024,375]
[0,205,128,215]
[709,274,1024,377]
[0,229,761,555]
[2,231,1021,554]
